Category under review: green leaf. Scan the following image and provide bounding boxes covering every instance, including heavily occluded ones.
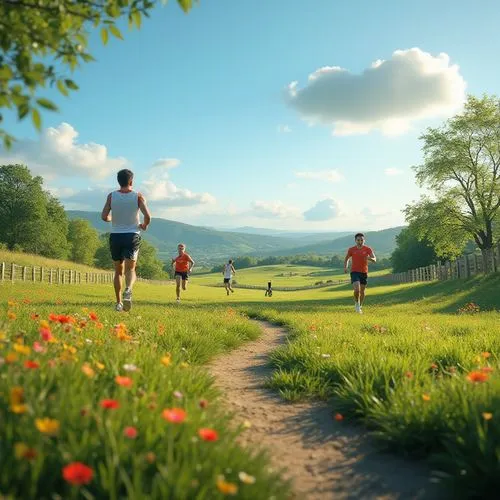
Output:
[101,28,109,45]
[178,0,192,12]
[65,79,79,90]
[0,66,13,81]
[132,10,142,28]
[109,25,124,40]
[18,103,30,120]
[57,80,69,96]
[36,98,58,112]
[31,108,41,130]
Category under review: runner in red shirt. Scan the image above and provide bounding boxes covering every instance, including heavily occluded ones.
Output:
[343,233,377,314]
[172,243,195,302]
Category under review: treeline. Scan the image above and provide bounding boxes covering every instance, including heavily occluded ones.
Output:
[0,165,166,279]
[211,254,391,272]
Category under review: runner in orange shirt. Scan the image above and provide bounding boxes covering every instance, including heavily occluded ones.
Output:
[343,233,376,314]
[171,243,195,302]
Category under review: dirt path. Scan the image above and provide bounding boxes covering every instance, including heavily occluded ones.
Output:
[208,320,439,500]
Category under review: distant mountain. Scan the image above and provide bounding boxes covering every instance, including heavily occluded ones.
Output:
[221,226,352,242]
[67,211,403,264]
[249,227,405,258]
[67,211,309,265]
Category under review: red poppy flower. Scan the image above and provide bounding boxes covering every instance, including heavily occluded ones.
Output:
[31,313,40,320]
[405,371,414,379]
[100,399,120,410]
[467,371,489,383]
[198,428,219,441]
[481,366,494,373]
[39,327,53,342]
[89,312,99,321]
[49,313,59,322]
[115,376,133,388]
[124,426,138,439]
[162,408,187,423]
[24,360,40,369]
[334,413,344,421]
[62,462,94,486]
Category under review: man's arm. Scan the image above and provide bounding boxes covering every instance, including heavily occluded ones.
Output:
[343,251,351,273]
[101,193,112,222]
[368,250,377,263]
[138,193,151,231]
[187,255,195,272]
[231,265,236,274]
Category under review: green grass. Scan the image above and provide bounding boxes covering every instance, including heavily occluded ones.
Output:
[242,272,500,498]
[0,282,289,499]
[194,264,346,287]
[0,250,105,274]
[1,257,500,498]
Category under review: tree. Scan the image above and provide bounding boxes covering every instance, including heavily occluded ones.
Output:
[68,219,100,265]
[0,164,71,257]
[390,226,439,273]
[37,193,71,259]
[136,239,165,279]
[0,0,197,148]
[0,164,47,249]
[405,95,500,267]
[94,233,113,270]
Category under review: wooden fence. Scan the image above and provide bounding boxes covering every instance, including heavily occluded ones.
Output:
[0,262,173,286]
[389,243,500,284]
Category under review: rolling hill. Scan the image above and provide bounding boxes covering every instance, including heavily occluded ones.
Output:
[67,211,403,264]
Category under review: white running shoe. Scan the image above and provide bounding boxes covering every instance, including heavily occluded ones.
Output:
[123,288,132,312]
[355,303,360,313]
[359,306,363,314]
[176,297,181,303]
[115,303,123,312]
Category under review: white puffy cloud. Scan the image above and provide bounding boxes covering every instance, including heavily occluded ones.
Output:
[140,160,216,208]
[152,158,181,170]
[0,123,127,179]
[286,48,466,136]
[384,167,403,176]
[251,200,300,219]
[303,198,341,221]
[56,186,112,211]
[295,169,344,183]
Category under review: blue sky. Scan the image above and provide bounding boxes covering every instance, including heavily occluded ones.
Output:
[2,0,500,231]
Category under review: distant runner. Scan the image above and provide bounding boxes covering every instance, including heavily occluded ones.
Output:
[101,169,151,312]
[223,259,236,295]
[265,281,273,297]
[344,233,376,314]
[172,244,195,302]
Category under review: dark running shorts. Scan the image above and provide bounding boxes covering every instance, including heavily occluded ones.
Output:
[350,272,368,285]
[223,278,231,284]
[109,233,141,262]
[175,271,189,281]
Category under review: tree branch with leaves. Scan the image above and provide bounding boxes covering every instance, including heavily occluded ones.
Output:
[0,0,197,148]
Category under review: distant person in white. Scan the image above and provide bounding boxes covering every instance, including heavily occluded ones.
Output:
[223,259,236,296]
[101,169,151,312]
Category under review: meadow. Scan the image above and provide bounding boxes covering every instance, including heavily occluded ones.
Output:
[1,260,499,498]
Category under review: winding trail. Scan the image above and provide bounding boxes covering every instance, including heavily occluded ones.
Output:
[208,320,439,500]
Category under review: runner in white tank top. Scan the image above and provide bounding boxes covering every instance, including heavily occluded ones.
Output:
[222,259,236,296]
[101,169,151,312]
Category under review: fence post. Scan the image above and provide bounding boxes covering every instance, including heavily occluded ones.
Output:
[11,263,15,282]
[22,266,27,281]
[62,270,65,285]
[32,266,36,282]
[49,269,53,284]
[1,262,4,281]
[40,267,44,283]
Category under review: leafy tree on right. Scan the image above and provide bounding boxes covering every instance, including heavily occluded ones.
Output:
[405,95,500,271]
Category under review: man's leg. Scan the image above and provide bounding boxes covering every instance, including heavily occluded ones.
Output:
[360,285,367,305]
[122,259,137,311]
[176,275,182,300]
[182,274,188,291]
[113,260,124,305]
[352,281,361,312]
[124,258,137,291]
[224,282,229,295]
